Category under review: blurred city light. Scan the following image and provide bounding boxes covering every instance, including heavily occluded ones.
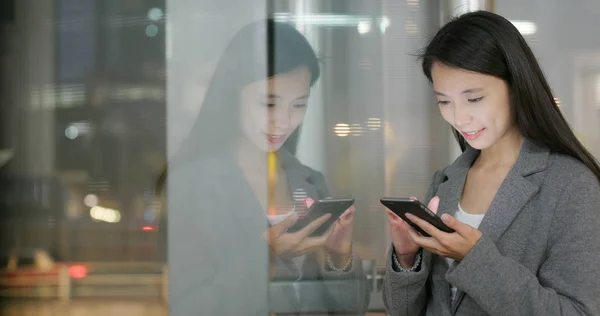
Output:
[350,124,364,136]
[147,7,163,21]
[145,24,159,37]
[367,117,382,130]
[90,206,121,223]
[510,20,537,35]
[65,126,79,140]
[334,123,351,137]
[357,21,371,34]
[274,13,371,27]
[83,194,99,207]
[379,17,390,33]
[69,265,88,279]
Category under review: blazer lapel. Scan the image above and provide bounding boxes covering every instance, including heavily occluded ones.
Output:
[279,149,320,203]
[425,147,474,315]
[473,139,549,243]
[436,145,479,217]
[450,139,549,314]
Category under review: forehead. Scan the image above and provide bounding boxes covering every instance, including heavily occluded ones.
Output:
[245,67,311,97]
[431,62,500,93]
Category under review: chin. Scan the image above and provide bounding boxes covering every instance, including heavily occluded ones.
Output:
[465,139,492,150]
[267,144,284,152]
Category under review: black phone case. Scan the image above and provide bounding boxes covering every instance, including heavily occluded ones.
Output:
[380,197,454,237]
[287,198,354,236]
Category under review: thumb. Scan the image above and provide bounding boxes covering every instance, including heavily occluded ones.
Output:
[428,196,440,215]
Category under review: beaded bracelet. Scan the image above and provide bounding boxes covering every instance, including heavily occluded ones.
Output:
[392,249,422,272]
[326,251,353,272]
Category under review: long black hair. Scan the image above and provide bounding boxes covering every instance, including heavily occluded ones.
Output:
[420,10,600,182]
[156,19,320,194]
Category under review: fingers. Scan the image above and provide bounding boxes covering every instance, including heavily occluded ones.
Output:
[295,234,331,254]
[405,222,440,250]
[385,208,402,222]
[405,213,447,240]
[340,205,356,221]
[296,213,331,238]
[323,220,337,237]
[291,221,334,255]
[267,213,299,239]
[385,209,408,228]
[441,213,476,238]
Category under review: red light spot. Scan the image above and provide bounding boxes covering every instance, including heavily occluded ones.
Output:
[142,226,154,231]
[69,265,87,279]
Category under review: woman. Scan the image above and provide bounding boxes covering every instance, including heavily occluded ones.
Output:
[383,11,600,316]
[165,19,369,315]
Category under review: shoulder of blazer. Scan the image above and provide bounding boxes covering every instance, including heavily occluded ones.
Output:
[542,152,600,189]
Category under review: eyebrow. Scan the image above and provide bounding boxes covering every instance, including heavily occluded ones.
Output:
[264,93,310,100]
[434,88,484,96]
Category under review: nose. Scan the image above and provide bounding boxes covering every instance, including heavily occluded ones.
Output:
[270,106,291,129]
[453,104,472,129]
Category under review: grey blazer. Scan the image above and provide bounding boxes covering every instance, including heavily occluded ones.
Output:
[168,149,369,316]
[383,138,600,316]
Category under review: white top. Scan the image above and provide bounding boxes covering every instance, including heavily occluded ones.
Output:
[446,204,485,301]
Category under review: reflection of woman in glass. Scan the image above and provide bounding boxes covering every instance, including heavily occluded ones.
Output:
[384,11,600,315]
[163,19,369,315]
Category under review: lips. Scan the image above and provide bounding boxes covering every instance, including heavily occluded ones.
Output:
[461,128,485,141]
[266,134,286,144]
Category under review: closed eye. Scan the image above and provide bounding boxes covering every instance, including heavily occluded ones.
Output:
[437,100,450,106]
[293,104,307,109]
[262,103,276,108]
[468,96,484,103]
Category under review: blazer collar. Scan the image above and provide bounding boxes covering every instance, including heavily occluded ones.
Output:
[436,138,550,313]
[443,137,550,180]
[438,138,550,236]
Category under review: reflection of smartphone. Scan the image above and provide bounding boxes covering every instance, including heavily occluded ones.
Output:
[287,198,354,237]
[380,197,454,237]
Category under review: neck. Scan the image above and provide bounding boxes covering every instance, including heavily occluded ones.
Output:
[476,127,524,169]
[235,137,271,174]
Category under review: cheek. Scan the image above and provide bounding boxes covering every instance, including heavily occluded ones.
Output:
[488,101,512,129]
[439,106,454,124]
[240,103,267,131]
[289,110,306,129]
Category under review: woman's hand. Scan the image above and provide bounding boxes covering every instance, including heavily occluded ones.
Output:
[404,196,482,261]
[262,211,333,258]
[385,196,433,268]
[303,198,356,267]
[301,198,355,257]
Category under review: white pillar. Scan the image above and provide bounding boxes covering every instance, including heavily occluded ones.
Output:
[11,0,56,176]
[291,0,326,172]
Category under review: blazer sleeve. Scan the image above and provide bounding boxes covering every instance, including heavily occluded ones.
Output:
[445,168,600,316]
[383,168,447,316]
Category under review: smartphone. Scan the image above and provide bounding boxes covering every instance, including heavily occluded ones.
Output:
[380,197,454,237]
[287,198,355,237]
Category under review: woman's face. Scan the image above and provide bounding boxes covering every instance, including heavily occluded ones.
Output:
[431,62,516,150]
[240,66,312,152]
